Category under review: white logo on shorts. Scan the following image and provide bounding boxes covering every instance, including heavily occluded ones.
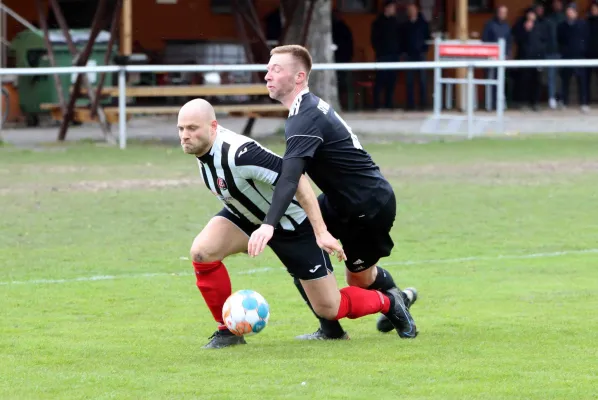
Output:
[309,265,322,273]
[353,259,364,265]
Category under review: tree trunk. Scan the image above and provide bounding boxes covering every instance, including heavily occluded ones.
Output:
[281,0,339,110]
[305,0,339,110]
[280,0,305,44]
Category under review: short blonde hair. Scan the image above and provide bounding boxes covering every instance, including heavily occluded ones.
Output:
[270,45,313,75]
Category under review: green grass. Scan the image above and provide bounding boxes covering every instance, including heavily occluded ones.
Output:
[1,135,598,399]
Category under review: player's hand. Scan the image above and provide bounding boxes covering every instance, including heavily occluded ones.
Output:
[248,224,274,257]
[316,230,347,262]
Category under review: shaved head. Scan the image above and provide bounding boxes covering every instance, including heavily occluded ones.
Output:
[179,98,216,122]
[177,98,218,156]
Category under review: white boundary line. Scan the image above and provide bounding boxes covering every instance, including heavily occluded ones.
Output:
[1,248,597,286]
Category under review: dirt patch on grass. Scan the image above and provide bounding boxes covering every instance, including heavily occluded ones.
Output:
[20,164,159,174]
[63,178,198,192]
[2,159,597,195]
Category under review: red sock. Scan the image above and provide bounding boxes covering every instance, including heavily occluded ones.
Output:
[193,261,231,328]
[335,286,391,320]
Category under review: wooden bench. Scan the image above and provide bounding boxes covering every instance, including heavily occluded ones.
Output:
[45,83,286,135]
[75,83,271,97]
[41,100,286,135]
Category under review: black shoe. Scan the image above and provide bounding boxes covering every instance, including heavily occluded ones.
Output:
[380,287,418,338]
[202,329,247,349]
[376,287,417,333]
[295,328,350,340]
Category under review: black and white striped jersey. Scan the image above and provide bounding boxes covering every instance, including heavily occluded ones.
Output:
[196,125,307,231]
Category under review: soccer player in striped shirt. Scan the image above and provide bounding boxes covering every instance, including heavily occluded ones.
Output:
[178,99,411,348]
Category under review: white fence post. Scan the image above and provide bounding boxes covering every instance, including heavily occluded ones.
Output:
[497,38,506,135]
[118,67,127,149]
[433,36,442,118]
[467,65,474,139]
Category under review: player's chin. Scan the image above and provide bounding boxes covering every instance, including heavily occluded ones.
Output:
[181,144,196,154]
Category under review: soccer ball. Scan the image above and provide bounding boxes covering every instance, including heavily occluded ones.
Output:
[222,290,270,336]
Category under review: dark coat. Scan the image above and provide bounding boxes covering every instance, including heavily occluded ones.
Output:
[587,15,598,58]
[371,14,401,58]
[333,17,354,62]
[557,19,589,58]
[400,13,430,57]
[482,17,512,56]
[543,13,562,54]
[513,21,547,60]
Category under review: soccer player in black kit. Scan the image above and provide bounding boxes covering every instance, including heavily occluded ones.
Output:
[248,45,418,339]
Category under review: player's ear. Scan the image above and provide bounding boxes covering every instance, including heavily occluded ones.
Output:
[211,119,218,131]
[296,70,306,84]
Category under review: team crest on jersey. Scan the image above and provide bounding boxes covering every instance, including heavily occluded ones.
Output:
[217,177,227,190]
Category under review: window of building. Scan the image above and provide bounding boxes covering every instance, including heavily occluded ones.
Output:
[211,0,233,14]
[468,0,493,13]
[336,0,376,13]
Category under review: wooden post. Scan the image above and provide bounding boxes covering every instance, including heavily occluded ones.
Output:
[50,0,113,141]
[34,0,67,116]
[456,0,468,111]
[91,0,123,118]
[54,0,110,141]
[232,0,257,83]
[121,0,132,55]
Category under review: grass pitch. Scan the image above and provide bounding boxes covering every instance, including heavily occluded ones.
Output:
[1,134,597,399]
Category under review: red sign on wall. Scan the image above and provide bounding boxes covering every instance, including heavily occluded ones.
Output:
[438,44,501,59]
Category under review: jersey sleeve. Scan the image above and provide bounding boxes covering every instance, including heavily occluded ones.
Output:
[234,141,282,185]
[284,116,324,160]
[262,157,306,227]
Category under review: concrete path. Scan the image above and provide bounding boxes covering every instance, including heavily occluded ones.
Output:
[1,108,597,148]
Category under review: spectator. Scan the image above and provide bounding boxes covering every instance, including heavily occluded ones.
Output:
[265,8,282,43]
[511,7,536,105]
[531,2,551,107]
[557,3,590,112]
[482,5,512,110]
[332,9,353,65]
[401,3,430,110]
[587,1,598,103]
[371,0,402,110]
[332,8,354,108]
[512,9,546,111]
[545,0,566,109]
[531,3,550,45]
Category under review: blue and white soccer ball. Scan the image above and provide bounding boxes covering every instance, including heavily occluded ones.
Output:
[222,290,270,336]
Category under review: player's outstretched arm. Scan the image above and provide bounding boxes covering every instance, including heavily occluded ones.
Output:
[247,157,305,257]
[296,175,346,262]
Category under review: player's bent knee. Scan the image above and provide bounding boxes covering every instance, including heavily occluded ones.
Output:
[345,266,377,288]
[190,247,221,264]
[312,303,339,320]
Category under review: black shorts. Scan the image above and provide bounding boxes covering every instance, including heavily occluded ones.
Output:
[318,190,396,272]
[216,208,333,281]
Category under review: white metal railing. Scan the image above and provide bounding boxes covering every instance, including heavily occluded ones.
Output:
[3,59,598,76]
[2,58,598,148]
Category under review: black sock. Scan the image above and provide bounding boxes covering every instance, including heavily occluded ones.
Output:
[293,278,346,338]
[367,266,398,292]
